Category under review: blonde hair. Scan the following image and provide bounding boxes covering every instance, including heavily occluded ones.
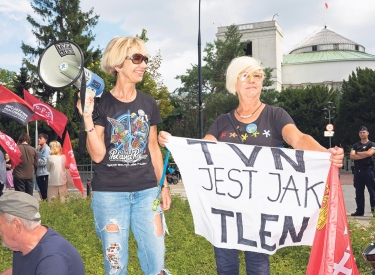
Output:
[226,56,263,95]
[49,140,62,156]
[101,37,147,76]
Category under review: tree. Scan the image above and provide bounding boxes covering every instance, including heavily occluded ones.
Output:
[21,0,101,102]
[277,85,338,147]
[136,29,173,119]
[12,0,102,160]
[13,67,32,97]
[335,67,375,150]
[175,24,249,96]
[0,68,16,90]
[167,25,250,136]
[260,67,279,105]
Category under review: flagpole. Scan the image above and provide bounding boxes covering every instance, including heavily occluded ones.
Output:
[35,120,38,148]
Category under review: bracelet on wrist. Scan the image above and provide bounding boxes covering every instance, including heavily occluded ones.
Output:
[85,127,95,133]
[162,184,170,189]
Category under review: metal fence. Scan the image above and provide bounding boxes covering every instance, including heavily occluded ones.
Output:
[76,156,354,186]
[77,164,94,185]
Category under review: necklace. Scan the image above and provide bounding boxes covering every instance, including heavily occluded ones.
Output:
[236,102,263,119]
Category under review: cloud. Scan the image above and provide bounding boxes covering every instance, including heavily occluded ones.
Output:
[1,0,375,91]
[0,1,32,19]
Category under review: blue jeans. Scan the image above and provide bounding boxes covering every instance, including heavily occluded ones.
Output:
[214,247,270,275]
[92,188,168,275]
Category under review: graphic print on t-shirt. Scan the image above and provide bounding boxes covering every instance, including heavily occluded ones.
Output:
[107,109,149,164]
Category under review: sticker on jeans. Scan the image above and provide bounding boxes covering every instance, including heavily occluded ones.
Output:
[106,243,122,273]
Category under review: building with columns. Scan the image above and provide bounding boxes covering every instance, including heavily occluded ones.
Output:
[215,21,375,91]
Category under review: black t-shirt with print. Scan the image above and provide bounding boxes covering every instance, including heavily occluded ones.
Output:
[92,90,162,192]
[207,104,294,147]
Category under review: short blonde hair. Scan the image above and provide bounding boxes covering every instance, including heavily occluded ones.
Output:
[226,56,263,95]
[101,37,147,76]
[49,140,62,156]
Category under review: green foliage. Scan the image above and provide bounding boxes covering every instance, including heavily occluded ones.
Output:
[175,24,249,96]
[6,0,102,160]
[12,67,32,97]
[336,67,375,149]
[0,195,371,274]
[0,68,16,90]
[260,89,279,105]
[22,0,100,85]
[166,24,249,137]
[135,29,174,119]
[262,67,275,88]
[277,85,338,147]
[260,67,279,105]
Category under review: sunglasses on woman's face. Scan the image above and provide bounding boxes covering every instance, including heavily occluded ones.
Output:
[124,53,149,65]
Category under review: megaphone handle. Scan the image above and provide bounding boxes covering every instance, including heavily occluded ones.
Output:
[80,72,86,115]
[73,91,81,122]
[78,72,87,153]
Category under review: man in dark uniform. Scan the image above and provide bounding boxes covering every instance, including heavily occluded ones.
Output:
[350,126,375,216]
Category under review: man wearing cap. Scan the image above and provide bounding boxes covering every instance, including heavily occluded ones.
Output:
[350,126,375,216]
[0,191,84,275]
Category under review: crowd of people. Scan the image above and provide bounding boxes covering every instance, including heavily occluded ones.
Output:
[0,133,69,202]
[0,35,347,275]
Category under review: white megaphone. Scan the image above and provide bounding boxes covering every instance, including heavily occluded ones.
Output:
[38,40,104,113]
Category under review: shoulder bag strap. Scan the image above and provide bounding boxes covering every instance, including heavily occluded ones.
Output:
[227,112,244,144]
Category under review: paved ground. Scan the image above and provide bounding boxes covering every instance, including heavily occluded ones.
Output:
[340,172,374,225]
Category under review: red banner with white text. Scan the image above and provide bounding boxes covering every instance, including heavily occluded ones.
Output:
[0,85,34,125]
[0,131,22,168]
[23,89,68,138]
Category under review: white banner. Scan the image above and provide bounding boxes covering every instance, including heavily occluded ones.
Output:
[166,136,331,255]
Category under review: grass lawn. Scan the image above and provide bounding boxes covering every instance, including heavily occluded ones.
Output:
[0,194,373,274]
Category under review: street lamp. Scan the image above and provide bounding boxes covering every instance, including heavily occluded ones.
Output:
[272,13,279,21]
[198,0,203,138]
[322,101,336,148]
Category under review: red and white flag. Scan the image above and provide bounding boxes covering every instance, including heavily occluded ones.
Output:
[23,89,68,138]
[306,165,359,275]
[325,2,329,9]
[62,131,84,195]
[0,85,34,125]
[0,131,22,168]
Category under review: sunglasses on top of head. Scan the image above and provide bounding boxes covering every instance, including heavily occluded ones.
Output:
[124,53,149,65]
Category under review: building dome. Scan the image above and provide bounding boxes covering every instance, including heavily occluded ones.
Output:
[289,27,365,54]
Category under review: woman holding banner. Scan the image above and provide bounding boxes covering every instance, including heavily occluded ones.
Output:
[158,56,344,275]
[77,36,171,275]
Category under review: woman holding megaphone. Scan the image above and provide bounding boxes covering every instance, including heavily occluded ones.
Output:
[77,37,171,275]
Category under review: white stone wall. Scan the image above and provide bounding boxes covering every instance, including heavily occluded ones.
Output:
[216,21,283,91]
[282,60,375,89]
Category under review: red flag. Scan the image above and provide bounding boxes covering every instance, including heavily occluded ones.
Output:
[23,89,68,138]
[306,165,359,275]
[62,131,84,195]
[0,85,34,125]
[0,131,22,168]
[325,2,329,9]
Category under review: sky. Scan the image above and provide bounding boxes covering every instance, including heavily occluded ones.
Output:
[1,0,375,92]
